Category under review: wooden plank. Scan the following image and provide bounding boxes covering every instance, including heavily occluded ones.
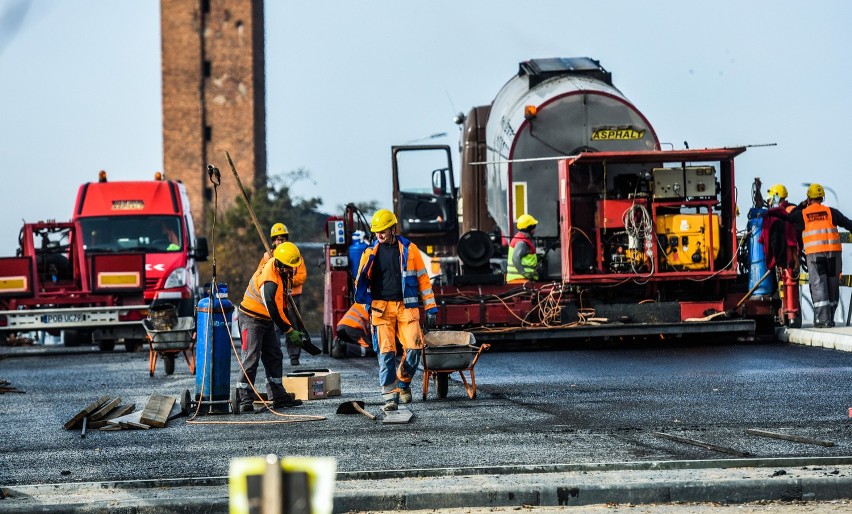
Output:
[746,428,835,447]
[139,394,177,428]
[653,432,750,457]
[88,404,136,429]
[119,421,151,430]
[63,396,110,430]
[106,410,144,427]
[89,398,121,421]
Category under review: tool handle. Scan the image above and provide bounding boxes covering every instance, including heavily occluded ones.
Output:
[352,402,376,420]
[226,151,272,255]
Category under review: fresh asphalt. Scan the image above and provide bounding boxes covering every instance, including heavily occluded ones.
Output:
[2,325,852,513]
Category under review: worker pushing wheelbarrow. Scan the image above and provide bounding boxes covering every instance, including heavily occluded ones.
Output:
[142,304,196,377]
[421,330,489,400]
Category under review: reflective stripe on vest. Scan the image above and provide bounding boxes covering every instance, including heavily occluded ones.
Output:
[506,232,538,282]
[802,203,841,254]
[338,304,369,332]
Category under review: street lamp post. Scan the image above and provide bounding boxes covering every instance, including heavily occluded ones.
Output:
[402,132,447,145]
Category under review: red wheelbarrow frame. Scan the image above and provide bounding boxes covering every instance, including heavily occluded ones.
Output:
[421,341,490,400]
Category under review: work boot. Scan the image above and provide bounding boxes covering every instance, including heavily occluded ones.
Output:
[399,387,412,404]
[272,395,303,409]
[383,399,398,412]
[331,339,347,359]
[239,401,255,413]
[290,357,300,366]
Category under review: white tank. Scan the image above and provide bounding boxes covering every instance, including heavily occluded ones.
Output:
[485,58,659,238]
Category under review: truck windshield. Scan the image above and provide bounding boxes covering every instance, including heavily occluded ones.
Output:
[79,216,183,253]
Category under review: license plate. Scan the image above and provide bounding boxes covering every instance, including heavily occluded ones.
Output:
[42,313,87,324]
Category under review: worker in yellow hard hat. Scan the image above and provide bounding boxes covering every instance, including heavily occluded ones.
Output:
[506,213,539,283]
[354,208,437,411]
[773,183,852,327]
[236,242,305,412]
[256,222,308,365]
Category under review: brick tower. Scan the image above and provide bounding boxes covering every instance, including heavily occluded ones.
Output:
[160,0,266,235]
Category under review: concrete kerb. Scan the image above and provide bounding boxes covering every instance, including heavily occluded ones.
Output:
[4,457,852,513]
[776,325,852,352]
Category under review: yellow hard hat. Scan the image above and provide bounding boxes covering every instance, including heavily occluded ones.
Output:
[766,184,788,200]
[273,242,302,269]
[270,223,289,238]
[370,209,398,232]
[516,213,538,230]
[807,183,825,200]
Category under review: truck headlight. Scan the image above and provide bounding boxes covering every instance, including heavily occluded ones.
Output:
[164,268,187,288]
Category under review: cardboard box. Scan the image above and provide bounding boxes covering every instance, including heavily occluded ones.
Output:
[283,369,341,401]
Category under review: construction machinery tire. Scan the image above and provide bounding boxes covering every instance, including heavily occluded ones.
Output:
[124,340,143,353]
[97,339,116,352]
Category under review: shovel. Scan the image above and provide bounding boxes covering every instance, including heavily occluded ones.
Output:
[336,400,376,420]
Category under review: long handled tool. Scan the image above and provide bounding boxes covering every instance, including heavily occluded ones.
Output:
[225,151,321,356]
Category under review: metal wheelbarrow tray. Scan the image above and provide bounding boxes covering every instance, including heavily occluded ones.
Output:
[421,330,489,400]
[142,316,196,376]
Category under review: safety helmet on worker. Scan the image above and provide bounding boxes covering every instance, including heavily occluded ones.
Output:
[516,213,538,230]
[807,183,825,200]
[270,223,289,238]
[766,184,788,201]
[273,242,302,269]
[370,209,398,233]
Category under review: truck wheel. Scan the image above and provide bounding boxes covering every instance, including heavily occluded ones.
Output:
[437,372,450,399]
[124,340,143,353]
[163,354,175,375]
[98,340,116,352]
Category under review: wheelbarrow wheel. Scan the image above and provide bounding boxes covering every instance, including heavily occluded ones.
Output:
[436,372,450,399]
[163,354,175,375]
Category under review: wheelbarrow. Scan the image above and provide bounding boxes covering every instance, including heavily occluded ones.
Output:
[142,316,196,377]
[421,330,489,399]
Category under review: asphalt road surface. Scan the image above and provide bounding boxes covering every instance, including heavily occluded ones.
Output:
[1,338,851,487]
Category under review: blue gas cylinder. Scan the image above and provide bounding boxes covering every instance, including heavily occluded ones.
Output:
[747,208,774,296]
[348,231,368,277]
[195,283,234,412]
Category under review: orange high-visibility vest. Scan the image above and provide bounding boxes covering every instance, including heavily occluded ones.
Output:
[802,203,842,255]
[239,258,292,324]
[337,303,369,333]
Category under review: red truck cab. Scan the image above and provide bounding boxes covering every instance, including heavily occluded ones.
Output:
[73,172,207,345]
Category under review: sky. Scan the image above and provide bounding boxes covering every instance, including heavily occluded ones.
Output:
[1,0,851,259]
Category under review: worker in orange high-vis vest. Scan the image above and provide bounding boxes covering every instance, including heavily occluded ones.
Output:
[237,242,305,412]
[354,209,437,412]
[331,303,376,358]
[785,183,852,327]
[257,223,308,365]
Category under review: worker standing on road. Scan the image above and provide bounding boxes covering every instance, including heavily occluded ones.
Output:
[783,183,852,328]
[256,223,308,366]
[506,214,539,283]
[236,242,305,412]
[331,303,376,358]
[354,209,437,411]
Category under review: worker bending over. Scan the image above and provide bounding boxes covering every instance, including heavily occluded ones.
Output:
[506,214,539,283]
[258,223,308,365]
[236,242,305,412]
[331,303,376,358]
[354,209,437,411]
